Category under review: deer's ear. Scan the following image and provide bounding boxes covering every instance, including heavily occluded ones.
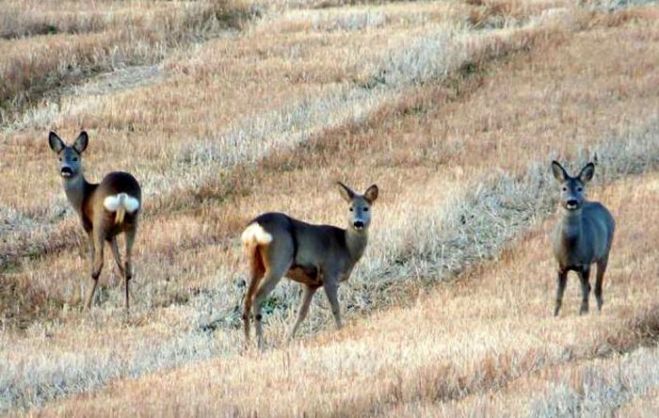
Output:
[48,132,65,153]
[551,160,568,182]
[337,181,355,203]
[73,131,89,154]
[364,184,379,203]
[578,162,595,183]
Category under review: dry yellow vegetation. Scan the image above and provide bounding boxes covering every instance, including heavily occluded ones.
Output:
[30,173,659,416]
[0,0,658,416]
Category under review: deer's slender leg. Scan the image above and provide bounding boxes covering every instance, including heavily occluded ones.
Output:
[243,272,263,345]
[252,260,291,350]
[123,227,137,313]
[323,277,342,329]
[110,237,125,278]
[86,228,105,309]
[243,245,266,346]
[578,266,591,315]
[554,269,568,317]
[85,278,99,310]
[288,284,319,341]
[595,258,607,312]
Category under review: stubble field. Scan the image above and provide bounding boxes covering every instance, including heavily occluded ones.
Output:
[1,0,658,416]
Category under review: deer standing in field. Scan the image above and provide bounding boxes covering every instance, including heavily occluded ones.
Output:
[48,131,141,313]
[551,160,615,316]
[240,182,379,349]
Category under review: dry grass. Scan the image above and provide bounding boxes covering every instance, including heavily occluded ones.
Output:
[3,1,656,269]
[0,1,517,269]
[1,0,658,415]
[0,0,253,119]
[22,173,659,417]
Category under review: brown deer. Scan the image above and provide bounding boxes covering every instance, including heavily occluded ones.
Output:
[551,160,615,316]
[48,131,141,313]
[241,182,379,349]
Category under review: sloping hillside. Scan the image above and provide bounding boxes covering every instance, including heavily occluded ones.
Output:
[1,0,658,416]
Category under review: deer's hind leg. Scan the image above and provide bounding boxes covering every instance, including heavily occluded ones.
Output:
[243,245,266,346]
[252,239,294,350]
[110,237,125,279]
[123,226,137,313]
[288,284,319,341]
[595,257,608,312]
[86,227,106,309]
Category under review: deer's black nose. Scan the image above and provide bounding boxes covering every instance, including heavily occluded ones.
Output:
[353,221,364,229]
[60,167,73,177]
[566,199,578,208]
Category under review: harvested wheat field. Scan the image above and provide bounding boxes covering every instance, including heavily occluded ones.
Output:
[1,0,658,416]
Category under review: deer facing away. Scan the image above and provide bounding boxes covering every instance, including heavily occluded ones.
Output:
[48,131,142,312]
[551,160,615,316]
[240,182,379,349]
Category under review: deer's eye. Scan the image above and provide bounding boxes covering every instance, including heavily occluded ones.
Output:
[349,207,353,212]
[363,207,369,212]
[58,157,62,162]
[577,187,583,192]
[561,186,567,192]
[72,157,78,162]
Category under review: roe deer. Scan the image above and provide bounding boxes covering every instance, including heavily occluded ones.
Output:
[240,182,379,349]
[551,160,615,316]
[48,131,142,313]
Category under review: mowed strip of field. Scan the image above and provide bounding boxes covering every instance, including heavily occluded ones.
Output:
[0,0,251,117]
[0,0,478,263]
[0,0,547,320]
[1,2,658,414]
[25,173,659,417]
[4,0,609,269]
[2,3,657,310]
[4,2,657,269]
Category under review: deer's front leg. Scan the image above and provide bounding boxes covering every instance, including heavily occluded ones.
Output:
[323,274,342,330]
[578,266,591,315]
[554,268,568,317]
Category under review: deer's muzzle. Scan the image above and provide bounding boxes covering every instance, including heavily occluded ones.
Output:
[60,167,73,177]
[565,199,579,210]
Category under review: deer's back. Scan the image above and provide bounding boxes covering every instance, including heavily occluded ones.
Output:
[96,171,141,201]
[250,212,347,271]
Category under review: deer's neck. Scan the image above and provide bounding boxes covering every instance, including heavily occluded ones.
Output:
[63,174,94,215]
[559,209,583,246]
[345,228,368,264]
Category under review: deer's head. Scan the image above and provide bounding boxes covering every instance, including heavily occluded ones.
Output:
[48,131,88,179]
[551,160,594,212]
[338,182,379,232]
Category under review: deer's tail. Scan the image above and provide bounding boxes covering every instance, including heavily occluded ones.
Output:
[103,193,140,225]
[241,222,272,277]
[241,222,273,247]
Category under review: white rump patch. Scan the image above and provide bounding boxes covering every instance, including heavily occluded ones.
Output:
[241,223,273,245]
[103,193,140,213]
